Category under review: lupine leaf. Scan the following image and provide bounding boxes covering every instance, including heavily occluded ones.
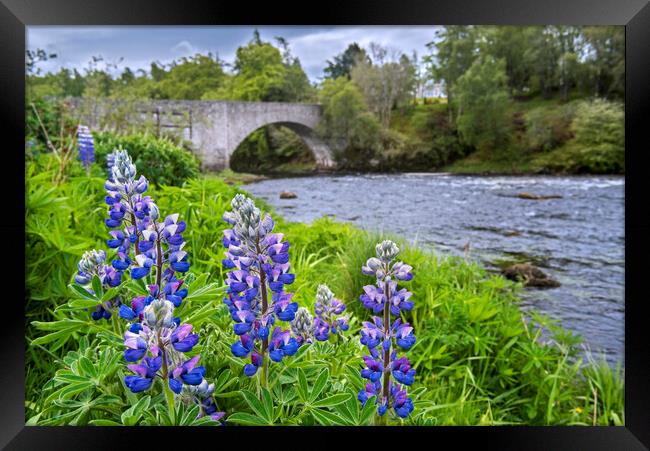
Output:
[261,388,274,422]
[227,412,269,426]
[360,397,378,425]
[311,408,347,426]
[77,356,96,378]
[89,419,122,426]
[297,368,309,402]
[69,283,97,300]
[309,368,329,403]
[312,393,351,408]
[240,389,268,421]
[67,298,101,309]
[91,276,103,298]
[120,395,150,426]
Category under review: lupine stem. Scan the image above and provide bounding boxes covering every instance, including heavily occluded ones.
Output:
[129,210,140,255]
[159,334,176,424]
[257,239,270,389]
[156,238,163,288]
[382,270,391,410]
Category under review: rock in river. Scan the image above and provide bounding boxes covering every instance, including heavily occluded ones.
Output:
[501,262,560,288]
[517,192,563,200]
[279,191,297,199]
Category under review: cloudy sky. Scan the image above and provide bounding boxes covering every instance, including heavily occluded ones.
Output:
[27,26,441,82]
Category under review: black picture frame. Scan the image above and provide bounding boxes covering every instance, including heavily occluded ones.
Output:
[3,0,649,448]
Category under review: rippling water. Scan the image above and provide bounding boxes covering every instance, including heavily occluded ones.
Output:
[246,174,625,366]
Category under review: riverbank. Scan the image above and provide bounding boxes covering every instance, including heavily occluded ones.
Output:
[26,157,624,425]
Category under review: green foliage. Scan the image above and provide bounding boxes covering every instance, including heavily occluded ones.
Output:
[570,99,624,173]
[525,102,576,152]
[203,34,313,103]
[156,54,226,100]
[230,126,315,174]
[324,43,370,80]
[453,56,512,154]
[318,77,387,169]
[94,132,200,186]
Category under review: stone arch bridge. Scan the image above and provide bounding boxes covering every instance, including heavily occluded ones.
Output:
[67,98,335,170]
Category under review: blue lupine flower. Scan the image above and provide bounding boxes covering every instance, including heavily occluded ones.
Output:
[221,195,300,380]
[313,284,349,341]
[182,379,226,424]
[357,240,416,419]
[74,249,124,321]
[122,299,204,397]
[361,356,383,382]
[76,125,95,172]
[124,355,161,393]
[268,327,299,362]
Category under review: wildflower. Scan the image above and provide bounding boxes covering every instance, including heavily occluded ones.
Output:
[313,284,349,341]
[221,195,298,384]
[122,298,202,395]
[76,125,95,172]
[182,379,226,423]
[73,249,123,321]
[357,240,416,419]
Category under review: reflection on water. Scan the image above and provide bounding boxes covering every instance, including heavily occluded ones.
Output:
[247,174,625,366]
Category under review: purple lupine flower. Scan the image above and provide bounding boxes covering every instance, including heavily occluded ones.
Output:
[122,297,204,397]
[181,379,226,424]
[221,194,299,381]
[357,240,416,420]
[313,284,349,340]
[76,125,95,172]
[73,249,124,321]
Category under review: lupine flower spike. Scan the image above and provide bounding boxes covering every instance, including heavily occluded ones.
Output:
[358,240,416,420]
[74,147,223,423]
[222,194,299,386]
[76,125,95,173]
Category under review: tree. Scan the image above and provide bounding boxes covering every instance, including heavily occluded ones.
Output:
[351,43,417,128]
[453,56,511,153]
[482,26,537,95]
[583,26,624,99]
[318,77,384,166]
[204,34,311,102]
[157,54,226,100]
[323,43,370,80]
[425,26,479,107]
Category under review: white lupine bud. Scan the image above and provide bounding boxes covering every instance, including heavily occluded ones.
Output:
[111,149,137,184]
[316,284,334,307]
[376,240,399,263]
[78,249,107,274]
[143,298,175,329]
[291,307,314,339]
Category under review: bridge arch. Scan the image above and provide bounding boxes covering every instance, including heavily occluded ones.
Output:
[222,102,334,170]
[227,120,334,169]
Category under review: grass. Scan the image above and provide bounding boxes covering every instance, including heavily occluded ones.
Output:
[25,154,625,425]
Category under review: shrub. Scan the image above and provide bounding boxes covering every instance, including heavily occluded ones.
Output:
[525,103,576,152]
[94,132,200,186]
[571,99,624,173]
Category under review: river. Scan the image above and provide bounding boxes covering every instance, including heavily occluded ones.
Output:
[246,174,625,367]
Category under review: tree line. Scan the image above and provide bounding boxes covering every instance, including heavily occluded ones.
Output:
[27,26,624,173]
